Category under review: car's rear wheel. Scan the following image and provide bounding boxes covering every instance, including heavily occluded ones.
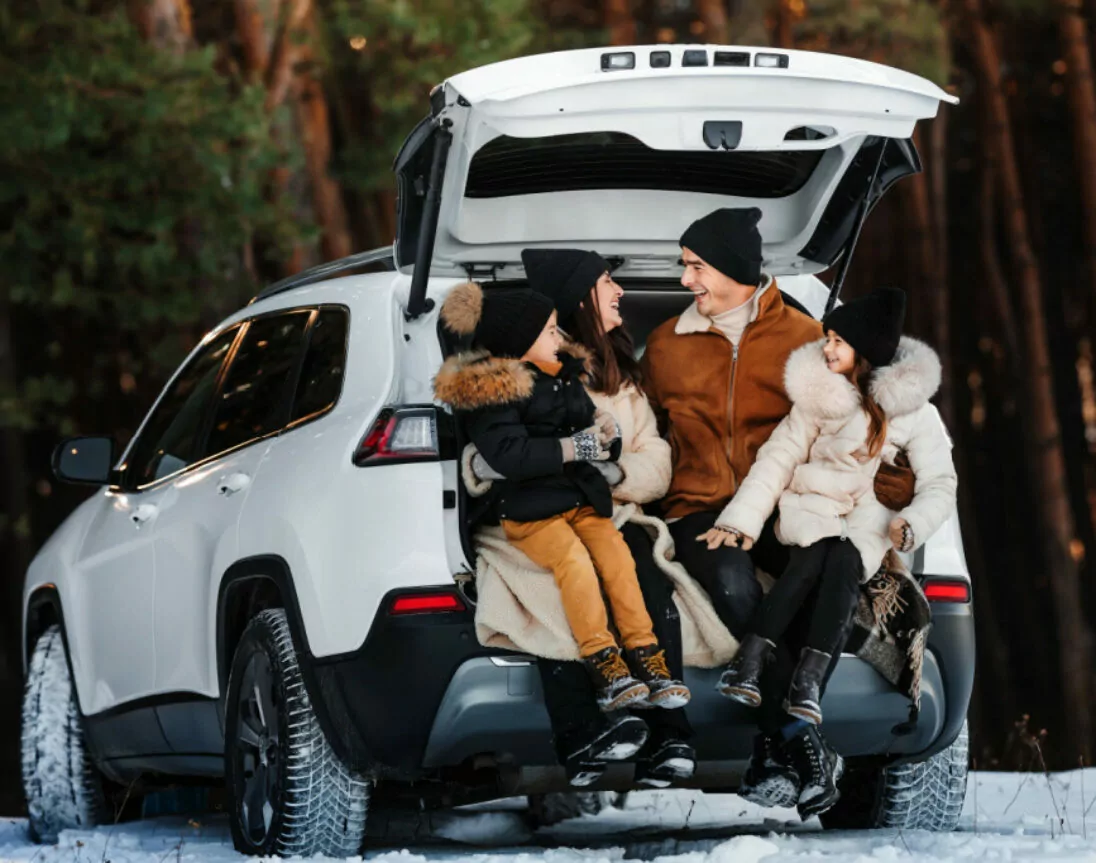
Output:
[225,609,370,857]
[820,720,969,831]
[21,625,107,843]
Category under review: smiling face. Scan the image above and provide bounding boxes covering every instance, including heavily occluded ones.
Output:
[823,329,857,376]
[589,271,624,332]
[680,247,756,316]
[522,310,563,366]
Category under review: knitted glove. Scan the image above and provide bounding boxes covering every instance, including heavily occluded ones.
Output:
[561,428,610,463]
[471,452,506,482]
[592,460,624,487]
[889,517,915,552]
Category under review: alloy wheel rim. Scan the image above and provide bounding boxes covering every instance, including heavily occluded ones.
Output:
[234,650,279,846]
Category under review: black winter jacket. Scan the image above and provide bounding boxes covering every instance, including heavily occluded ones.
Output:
[433,343,617,524]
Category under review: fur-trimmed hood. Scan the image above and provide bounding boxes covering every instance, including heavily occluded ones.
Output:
[434,341,592,411]
[784,336,941,420]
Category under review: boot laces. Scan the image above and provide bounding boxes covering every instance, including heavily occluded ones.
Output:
[596,651,632,683]
[642,650,671,679]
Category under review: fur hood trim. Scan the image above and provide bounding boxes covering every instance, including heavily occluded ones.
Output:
[434,351,535,410]
[869,337,941,417]
[784,335,940,419]
[432,340,592,411]
[784,339,861,419]
[440,281,484,336]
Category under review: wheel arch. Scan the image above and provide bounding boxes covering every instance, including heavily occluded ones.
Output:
[215,555,315,700]
[24,586,66,677]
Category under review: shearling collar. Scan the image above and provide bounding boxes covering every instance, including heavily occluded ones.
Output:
[784,336,941,420]
[433,341,592,411]
[674,273,775,335]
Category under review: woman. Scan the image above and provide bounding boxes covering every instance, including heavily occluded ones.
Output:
[465,248,700,788]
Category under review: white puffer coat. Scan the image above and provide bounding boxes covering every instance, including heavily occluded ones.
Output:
[716,336,958,581]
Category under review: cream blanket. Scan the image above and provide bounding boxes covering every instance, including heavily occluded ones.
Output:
[469,499,739,667]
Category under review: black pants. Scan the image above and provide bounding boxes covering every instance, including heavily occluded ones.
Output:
[668,511,846,735]
[537,521,692,761]
[755,538,862,656]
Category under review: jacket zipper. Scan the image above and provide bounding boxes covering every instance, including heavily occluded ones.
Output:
[726,323,756,494]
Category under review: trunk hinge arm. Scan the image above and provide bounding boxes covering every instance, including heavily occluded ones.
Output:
[824,140,889,317]
[406,119,454,321]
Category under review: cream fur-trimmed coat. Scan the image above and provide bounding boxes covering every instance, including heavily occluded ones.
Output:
[716,337,958,581]
[464,383,739,667]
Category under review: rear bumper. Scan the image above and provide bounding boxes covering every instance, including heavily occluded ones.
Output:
[301,587,974,780]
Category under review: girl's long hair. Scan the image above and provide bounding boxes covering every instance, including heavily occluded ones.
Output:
[567,288,644,396]
[850,355,887,458]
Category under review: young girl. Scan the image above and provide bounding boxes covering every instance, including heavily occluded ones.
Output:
[713,287,957,727]
[434,280,690,713]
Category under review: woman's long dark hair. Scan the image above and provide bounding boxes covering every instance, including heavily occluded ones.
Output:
[567,286,644,396]
[849,355,887,458]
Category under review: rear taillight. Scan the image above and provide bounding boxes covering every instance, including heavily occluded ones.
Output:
[389,592,466,615]
[354,406,440,466]
[923,579,971,603]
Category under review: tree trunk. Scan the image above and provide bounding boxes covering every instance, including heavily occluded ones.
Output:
[695,0,729,43]
[927,115,954,428]
[979,156,1020,360]
[772,0,794,48]
[604,0,636,45]
[965,0,1094,759]
[0,293,33,680]
[1057,0,1096,316]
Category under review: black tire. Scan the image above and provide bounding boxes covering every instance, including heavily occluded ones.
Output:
[820,721,969,831]
[225,609,370,857]
[21,625,107,843]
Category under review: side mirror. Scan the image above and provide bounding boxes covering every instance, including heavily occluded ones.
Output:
[52,437,115,485]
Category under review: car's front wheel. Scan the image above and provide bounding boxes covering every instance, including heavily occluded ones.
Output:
[820,721,969,831]
[21,625,107,843]
[225,609,370,857]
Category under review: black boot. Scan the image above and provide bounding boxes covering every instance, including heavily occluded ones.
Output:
[737,732,801,809]
[583,647,649,712]
[624,644,690,709]
[563,713,649,787]
[717,634,775,706]
[634,735,696,789]
[784,647,831,725]
[784,725,844,819]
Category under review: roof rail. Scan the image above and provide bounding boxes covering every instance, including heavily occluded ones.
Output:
[251,246,396,303]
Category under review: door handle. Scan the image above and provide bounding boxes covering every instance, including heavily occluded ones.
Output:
[131,504,158,527]
[217,472,251,496]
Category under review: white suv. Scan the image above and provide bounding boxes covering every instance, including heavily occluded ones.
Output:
[21,45,974,856]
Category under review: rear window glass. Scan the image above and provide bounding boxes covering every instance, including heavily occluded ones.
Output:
[291,308,349,422]
[465,132,825,199]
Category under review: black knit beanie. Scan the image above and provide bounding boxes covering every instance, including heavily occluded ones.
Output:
[521,249,609,327]
[679,207,763,287]
[440,281,554,359]
[822,287,907,367]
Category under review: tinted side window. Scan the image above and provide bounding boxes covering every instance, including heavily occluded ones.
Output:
[204,311,311,457]
[126,327,239,487]
[291,308,349,422]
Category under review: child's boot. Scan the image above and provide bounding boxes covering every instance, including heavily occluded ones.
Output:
[717,634,775,705]
[784,647,831,726]
[583,646,649,711]
[624,644,691,709]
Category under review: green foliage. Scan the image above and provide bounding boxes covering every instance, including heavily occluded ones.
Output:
[322,0,545,195]
[792,0,951,85]
[0,0,305,430]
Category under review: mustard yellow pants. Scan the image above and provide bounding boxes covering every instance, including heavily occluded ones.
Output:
[502,507,657,657]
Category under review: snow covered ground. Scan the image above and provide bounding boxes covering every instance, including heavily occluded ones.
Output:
[3,770,1096,863]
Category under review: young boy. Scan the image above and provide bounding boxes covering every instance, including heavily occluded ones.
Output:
[434,281,690,712]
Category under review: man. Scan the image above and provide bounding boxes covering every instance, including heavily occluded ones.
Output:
[642,207,899,816]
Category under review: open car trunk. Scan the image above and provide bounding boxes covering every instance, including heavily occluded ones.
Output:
[396,44,956,291]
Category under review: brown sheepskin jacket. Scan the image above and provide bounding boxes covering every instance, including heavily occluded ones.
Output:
[641,279,822,521]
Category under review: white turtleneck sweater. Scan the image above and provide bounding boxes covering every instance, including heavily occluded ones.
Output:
[708,280,771,347]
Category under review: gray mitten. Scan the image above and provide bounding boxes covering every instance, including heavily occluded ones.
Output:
[471,452,506,482]
[592,460,624,486]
